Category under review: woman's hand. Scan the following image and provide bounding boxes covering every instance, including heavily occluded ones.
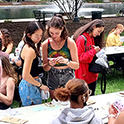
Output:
[40,85,49,94]
[94,46,100,52]
[56,56,68,64]
[109,105,118,117]
[48,58,57,66]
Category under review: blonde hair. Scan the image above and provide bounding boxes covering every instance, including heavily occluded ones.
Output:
[108,24,124,35]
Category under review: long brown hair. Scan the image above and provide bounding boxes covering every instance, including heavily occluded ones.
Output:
[73,19,105,48]
[0,28,13,47]
[24,21,44,57]
[45,14,68,40]
[0,56,18,84]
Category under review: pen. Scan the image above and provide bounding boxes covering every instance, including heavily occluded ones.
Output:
[92,45,95,48]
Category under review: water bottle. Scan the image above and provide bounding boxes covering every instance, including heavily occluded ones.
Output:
[15,48,20,57]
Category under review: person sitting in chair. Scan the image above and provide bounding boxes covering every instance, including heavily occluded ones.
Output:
[0,56,18,109]
[52,78,103,124]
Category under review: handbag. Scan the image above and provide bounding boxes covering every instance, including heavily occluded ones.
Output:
[81,35,109,74]
[89,56,109,74]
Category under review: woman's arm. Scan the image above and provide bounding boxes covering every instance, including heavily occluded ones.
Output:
[114,111,124,124]
[115,35,123,46]
[22,45,49,91]
[22,45,41,87]
[108,105,117,124]
[0,77,15,106]
[108,105,124,124]
[6,42,13,54]
[67,37,79,69]
[42,40,52,71]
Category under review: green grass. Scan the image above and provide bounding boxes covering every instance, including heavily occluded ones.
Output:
[11,97,51,108]
[95,69,124,95]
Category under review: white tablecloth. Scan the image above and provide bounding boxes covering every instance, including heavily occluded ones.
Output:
[103,46,124,55]
[0,91,124,124]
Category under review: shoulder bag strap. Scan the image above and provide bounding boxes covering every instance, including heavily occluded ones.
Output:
[81,35,87,52]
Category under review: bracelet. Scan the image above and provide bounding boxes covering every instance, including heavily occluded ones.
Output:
[48,62,52,67]
[38,83,42,88]
[108,114,116,118]
[67,59,70,65]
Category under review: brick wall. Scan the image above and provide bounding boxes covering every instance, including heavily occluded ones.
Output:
[0,16,124,47]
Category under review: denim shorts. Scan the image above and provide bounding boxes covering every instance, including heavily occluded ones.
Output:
[47,67,74,90]
[19,78,42,106]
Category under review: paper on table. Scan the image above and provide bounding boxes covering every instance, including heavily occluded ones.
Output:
[116,91,124,97]
[92,103,109,121]
[0,116,28,124]
[0,108,20,116]
[32,106,46,112]
[87,99,96,106]
[120,36,124,42]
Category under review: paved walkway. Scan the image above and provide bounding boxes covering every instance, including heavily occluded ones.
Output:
[0,14,117,23]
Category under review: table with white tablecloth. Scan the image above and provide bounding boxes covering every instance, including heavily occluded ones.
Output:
[103,46,124,55]
[103,46,124,71]
[0,91,124,124]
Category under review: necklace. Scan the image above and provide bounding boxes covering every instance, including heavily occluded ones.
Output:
[54,39,61,48]
[53,38,61,48]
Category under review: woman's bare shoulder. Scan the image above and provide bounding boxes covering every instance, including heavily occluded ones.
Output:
[42,39,49,47]
[6,77,15,85]
[67,37,75,43]
[67,37,76,47]
[22,44,36,58]
[23,44,35,52]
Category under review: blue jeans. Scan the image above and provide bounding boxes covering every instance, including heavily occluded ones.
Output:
[47,67,74,90]
[19,78,42,106]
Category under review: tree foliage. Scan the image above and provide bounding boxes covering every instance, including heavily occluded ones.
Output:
[50,0,86,19]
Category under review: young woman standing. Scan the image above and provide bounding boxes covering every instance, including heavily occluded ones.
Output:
[73,19,105,95]
[42,14,79,100]
[19,21,49,106]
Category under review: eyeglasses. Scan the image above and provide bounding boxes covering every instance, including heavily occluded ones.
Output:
[89,89,92,96]
[84,89,92,98]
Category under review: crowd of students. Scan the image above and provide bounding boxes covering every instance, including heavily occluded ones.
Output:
[0,14,124,123]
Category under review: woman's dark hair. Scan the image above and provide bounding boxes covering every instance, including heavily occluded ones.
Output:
[24,21,44,57]
[54,79,88,103]
[73,19,105,48]
[45,14,68,40]
[0,28,13,47]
